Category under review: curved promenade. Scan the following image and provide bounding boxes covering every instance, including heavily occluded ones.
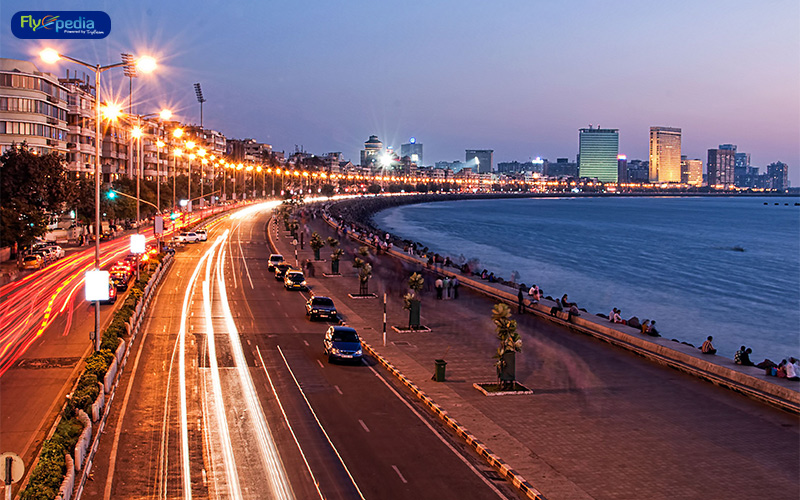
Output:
[301,195,800,499]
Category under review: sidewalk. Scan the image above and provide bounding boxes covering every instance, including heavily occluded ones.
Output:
[269,215,799,500]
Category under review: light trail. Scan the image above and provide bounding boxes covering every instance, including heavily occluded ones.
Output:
[177,234,226,499]
[202,239,242,499]
[216,242,294,500]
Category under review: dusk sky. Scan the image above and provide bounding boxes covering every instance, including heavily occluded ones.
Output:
[2,0,799,183]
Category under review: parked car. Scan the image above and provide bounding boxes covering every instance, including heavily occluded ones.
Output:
[20,254,43,270]
[50,245,65,259]
[306,296,337,321]
[195,229,208,241]
[268,253,284,271]
[32,251,51,264]
[323,326,363,363]
[274,263,292,280]
[284,270,307,290]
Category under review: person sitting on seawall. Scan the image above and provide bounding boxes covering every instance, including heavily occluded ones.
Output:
[647,320,661,337]
[568,303,581,318]
[528,284,541,303]
[610,308,626,324]
[561,294,576,309]
[550,298,563,317]
[785,358,800,381]
[734,346,756,366]
[700,336,717,355]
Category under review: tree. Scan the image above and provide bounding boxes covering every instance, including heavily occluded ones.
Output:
[320,184,335,197]
[492,303,522,389]
[327,237,342,274]
[310,231,325,260]
[0,144,73,248]
[367,184,382,194]
[353,246,372,295]
[403,272,424,329]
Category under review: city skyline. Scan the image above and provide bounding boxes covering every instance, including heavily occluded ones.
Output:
[1,0,798,183]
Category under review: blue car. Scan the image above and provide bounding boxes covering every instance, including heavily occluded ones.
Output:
[323,326,363,363]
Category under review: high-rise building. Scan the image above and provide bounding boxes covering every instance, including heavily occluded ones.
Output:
[733,152,751,187]
[707,147,736,187]
[465,149,493,173]
[649,127,682,182]
[617,155,628,183]
[360,135,383,167]
[0,58,69,157]
[577,127,619,182]
[766,162,788,191]
[400,137,423,166]
[680,156,703,185]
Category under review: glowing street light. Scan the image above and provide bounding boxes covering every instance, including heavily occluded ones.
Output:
[39,47,156,351]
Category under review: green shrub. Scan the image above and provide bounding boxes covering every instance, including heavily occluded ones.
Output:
[84,352,109,379]
[20,417,83,499]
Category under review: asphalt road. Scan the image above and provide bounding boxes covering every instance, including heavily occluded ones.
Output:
[87,203,521,499]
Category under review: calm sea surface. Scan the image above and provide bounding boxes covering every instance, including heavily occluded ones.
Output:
[373,196,800,362]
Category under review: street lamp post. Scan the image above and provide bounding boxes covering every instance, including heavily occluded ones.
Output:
[40,48,156,351]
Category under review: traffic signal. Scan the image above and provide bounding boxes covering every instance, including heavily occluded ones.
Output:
[170,212,180,220]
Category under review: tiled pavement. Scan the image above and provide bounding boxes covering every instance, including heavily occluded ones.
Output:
[269,215,799,500]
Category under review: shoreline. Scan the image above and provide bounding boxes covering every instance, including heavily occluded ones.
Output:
[325,193,799,362]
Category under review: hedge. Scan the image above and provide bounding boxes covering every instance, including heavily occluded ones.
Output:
[21,256,163,499]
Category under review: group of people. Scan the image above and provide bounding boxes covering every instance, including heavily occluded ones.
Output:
[759,357,800,380]
[434,276,459,300]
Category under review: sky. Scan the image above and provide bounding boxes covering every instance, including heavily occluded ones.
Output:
[2,0,799,183]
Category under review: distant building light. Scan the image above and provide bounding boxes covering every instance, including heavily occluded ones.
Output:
[618,154,627,160]
[409,137,416,144]
[532,157,544,164]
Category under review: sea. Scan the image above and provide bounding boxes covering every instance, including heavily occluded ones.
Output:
[373,196,800,363]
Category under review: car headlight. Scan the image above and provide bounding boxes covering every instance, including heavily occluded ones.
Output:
[311,309,318,313]
[330,309,336,315]
[301,281,307,286]
[331,348,341,354]
[355,349,363,356]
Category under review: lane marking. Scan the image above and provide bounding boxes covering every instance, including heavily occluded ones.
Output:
[334,385,342,395]
[303,340,309,347]
[316,359,324,369]
[277,346,366,499]
[236,222,255,289]
[392,465,408,484]
[358,419,370,433]
[256,347,324,500]
[365,362,511,499]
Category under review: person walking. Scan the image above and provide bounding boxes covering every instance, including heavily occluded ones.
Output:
[435,277,443,300]
[452,277,459,299]
[443,276,451,299]
[518,286,525,314]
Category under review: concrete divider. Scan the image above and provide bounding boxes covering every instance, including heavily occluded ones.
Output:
[73,410,91,471]
[56,454,74,500]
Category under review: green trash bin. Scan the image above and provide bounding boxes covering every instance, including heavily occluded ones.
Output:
[433,359,447,382]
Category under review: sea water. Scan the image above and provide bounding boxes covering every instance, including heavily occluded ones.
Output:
[373,196,800,363]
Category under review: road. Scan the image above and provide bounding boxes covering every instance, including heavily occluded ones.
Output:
[87,202,520,499]
[0,205,232,494]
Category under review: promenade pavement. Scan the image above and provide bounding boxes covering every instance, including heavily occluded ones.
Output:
[269,213,799,500]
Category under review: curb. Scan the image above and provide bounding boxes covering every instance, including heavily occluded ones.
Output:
[361,341,547,500]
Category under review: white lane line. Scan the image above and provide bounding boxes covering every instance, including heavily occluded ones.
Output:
[177,233,226,499]
[316,360,324,369]
[227,232,238,289]
[256,347,324,500]
[217,245,293,500]
[236,222,255,289]
[365,362,511,500]
[303,340,310,347]
[392,465,408,484]
[277,346,366,500]
[334,385,342,395]
[203,255,243,499]
[358,419,370,433]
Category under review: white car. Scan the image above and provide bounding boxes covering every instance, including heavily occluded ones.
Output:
[195,229,208,241]
[49,245,65,259]
[176,231,200,243]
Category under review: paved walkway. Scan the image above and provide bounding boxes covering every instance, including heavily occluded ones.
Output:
[269,214,800,500]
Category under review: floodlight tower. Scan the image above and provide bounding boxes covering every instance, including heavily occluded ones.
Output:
[194,83,206,128]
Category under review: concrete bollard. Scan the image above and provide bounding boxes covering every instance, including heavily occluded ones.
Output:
[103,359,117,393]
[74,410,92,470]
[56,454,75,500]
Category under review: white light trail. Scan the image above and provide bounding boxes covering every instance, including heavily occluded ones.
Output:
[215,244,294,500]
[202,234,242,499]
[177,234,226,499]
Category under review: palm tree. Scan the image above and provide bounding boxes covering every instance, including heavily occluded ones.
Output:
[492,303,522,389]
[403,272,424,329]
[310,232,325,260]
[352,246,372,295]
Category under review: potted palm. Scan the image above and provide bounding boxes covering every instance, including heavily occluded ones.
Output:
[493,303,522,390]
[310,232,324,260]
[403,272,424,329]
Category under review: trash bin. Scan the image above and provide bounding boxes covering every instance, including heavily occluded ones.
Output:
[433,359,447,382]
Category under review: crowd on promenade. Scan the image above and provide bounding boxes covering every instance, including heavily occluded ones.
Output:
[310,197,800,378]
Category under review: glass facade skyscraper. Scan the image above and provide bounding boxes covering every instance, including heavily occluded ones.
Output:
[649,126,682,183]
[578,127,619,182]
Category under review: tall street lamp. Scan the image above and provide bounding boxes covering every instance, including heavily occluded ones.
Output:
[172,127,184,210]
[40,48,156,351]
